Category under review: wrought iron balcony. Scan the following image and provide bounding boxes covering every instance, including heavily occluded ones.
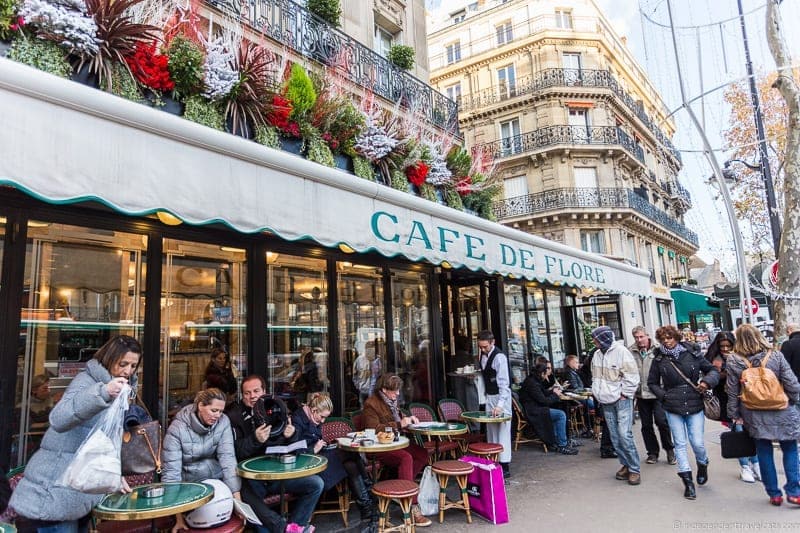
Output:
[667,181,693,212]
[207,0,459,136]
[492,187,699,247]
[474,125,645,165]
[458,68,680,163]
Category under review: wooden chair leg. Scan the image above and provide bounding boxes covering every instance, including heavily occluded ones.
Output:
[435,472,449,524]
[457,473,472,524]
[376,496,390,531]
[398,496,415,533]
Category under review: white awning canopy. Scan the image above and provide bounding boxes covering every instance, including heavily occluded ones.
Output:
[0,59,652,297]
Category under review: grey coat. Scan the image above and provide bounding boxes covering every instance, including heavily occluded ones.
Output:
[161,404,241,493]
[10,359,129,521]
[726,350,800,441]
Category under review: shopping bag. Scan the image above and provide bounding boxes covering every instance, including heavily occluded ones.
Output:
[459,455,508,524]
[58,385,131,494]
[720,429,757,459]
[417,466,439,516]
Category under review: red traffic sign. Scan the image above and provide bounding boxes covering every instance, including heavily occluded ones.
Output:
[748,298,760,315]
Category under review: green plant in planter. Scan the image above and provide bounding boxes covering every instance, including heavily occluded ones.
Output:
[183,95,225,130]
[306,136,335,167]
[446,188,464,210]
[255,125,281,149]
[387,44,415,70]
[284,64,316,121]
[420,183,437,202]
[0,0,18,41]
[353,156,374,181]
[225,42,276,137]
[8,38,72,78]
[390,170,407,191]
[103,61,142,102]
[166,35,205,100]
[306,0,341,27]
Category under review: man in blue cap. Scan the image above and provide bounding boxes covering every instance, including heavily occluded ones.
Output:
[590,326,641,485]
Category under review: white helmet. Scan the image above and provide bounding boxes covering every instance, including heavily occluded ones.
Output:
[185,479,234,529]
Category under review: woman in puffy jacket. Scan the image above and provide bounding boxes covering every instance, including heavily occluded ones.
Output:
[10,335,141,532]
[727,324,800,507]
[162,388,241,532]
[648,325,718,500]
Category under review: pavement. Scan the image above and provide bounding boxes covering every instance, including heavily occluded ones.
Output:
[314,422,800,533]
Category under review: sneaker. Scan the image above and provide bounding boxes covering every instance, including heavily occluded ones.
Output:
[770,496,784,506]
[751,462,761,481]
[646,454,658,464]
[628,472,641,485]
[412,505,432,528]
[740,465,756,483]
[557,445,579,455]
[615,465,629,480]
[667,449,677,465]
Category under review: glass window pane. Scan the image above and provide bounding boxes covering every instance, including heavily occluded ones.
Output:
[160,240,247,427]
[265,253,327,405]
[526,286,549,361]
[546,290,566,367]
[338,262,385,411]
[504,283,527,385]
[390,268,431,405]
[14,222,146,468]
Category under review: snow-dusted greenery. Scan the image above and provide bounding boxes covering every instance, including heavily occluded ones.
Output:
[21,0,99,55]
[354,114,398,162]
[202,37,238,100]
[425,143,451,185]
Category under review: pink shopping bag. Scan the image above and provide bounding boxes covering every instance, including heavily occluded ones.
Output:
[459,455,509,524]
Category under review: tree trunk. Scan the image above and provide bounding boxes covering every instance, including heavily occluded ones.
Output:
[766,0,800,338]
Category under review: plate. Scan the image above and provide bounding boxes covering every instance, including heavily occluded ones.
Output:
[347,431,366,439]
[409,422,447,429]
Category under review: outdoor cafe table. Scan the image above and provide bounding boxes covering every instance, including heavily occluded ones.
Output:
[336,435,410,482]
[406,422,468,459]
[93,481,213,530]
[459,411,511,424]
[237,454,328,518]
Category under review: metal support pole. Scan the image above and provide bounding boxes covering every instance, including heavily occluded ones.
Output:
[737,0,782,256]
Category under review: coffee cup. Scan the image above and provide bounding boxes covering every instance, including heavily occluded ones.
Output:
[457,367,464,374]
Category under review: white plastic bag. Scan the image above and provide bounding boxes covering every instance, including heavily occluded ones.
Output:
[417,465,439,516]
[58,385,131,494]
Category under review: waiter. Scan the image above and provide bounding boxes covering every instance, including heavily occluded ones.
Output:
[477,330,512,478]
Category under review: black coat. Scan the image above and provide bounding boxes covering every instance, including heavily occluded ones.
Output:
[291,408,347,490]
[225,401,296,460]
[517,375,558,446]
[647,342,719,416]
[780,331,800,382]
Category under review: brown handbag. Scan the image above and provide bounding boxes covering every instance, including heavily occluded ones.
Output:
[121,399,162,475]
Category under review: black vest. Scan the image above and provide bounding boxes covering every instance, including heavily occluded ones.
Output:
[481,348,500,396]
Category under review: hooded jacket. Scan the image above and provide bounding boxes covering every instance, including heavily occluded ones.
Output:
[10,359,134,521]
[591,340,640,404]
[162,403,241,494]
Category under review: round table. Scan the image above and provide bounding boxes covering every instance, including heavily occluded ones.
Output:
[93,482,214,524]
[337,436,410,482]
[460,411,511,424]
[406,422,468,461]
[238,454,328,518]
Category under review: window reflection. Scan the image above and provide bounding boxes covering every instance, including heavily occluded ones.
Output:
[390,268,431,405]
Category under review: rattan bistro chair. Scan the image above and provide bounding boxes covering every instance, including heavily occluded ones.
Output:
[408,403,460,461]
[314,417,355,527]
[512,396,548,453]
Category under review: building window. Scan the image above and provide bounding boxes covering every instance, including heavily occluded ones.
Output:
[375,26,393,57]
[503,175,528,199]
[496,21,513,45]
[497,64,516,99]
[568,108,590,142]
[446,42,461,64]
[499,118,521,156]
[555,8,573,29]
[580,230,606,254]
[626,234,638,266]
[562,52,582,84]
[659,252,668,286]
[573,167,598,189]
[445,82,461,104]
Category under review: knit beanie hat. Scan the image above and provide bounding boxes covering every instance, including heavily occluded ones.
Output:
[592,326,615,352]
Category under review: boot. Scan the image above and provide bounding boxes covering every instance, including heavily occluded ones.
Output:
[351,475,377,523]
[696,461,708,486]
[678,471,696,500]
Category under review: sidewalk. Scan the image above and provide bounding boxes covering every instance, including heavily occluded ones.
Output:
[318,423,800,532]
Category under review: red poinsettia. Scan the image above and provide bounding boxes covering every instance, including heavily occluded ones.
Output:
[126,42,175,92]
[267,94,292,130]
[406,162,430,187]
[455,175,472,196]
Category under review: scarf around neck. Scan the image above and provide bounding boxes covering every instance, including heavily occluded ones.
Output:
[378,390,401,422]
[660,343,686,359]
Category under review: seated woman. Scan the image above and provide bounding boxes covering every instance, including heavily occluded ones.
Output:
[204,347,238,397]
[292,392,375,525]
[363,373,432,528]
[163,388,241,533]
[518,363,578,455]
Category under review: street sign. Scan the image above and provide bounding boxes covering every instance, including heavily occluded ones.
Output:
[748,298,760,315]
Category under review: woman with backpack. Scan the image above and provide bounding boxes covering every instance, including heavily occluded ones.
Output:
[727,324,800,506]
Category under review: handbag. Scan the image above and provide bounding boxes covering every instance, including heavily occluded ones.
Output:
[459,455,509,524]
[121,397,162,475]
[720,428,757,459]
[667,359,721,421]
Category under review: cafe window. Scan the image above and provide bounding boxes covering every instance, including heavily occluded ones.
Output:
[504,283,528,384]
[390,268,432,405]
[14,221,146,468]
[546,290,567,367]
[265,253,327,405]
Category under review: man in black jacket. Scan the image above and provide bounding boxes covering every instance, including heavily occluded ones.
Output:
[780,324,800,381]
[226,375,323,533]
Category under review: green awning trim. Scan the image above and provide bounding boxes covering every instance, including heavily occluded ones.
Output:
[657,246,665,254]
[670,289,718,324]
[668,250,676,259]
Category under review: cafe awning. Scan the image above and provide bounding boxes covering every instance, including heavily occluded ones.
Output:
[0,59,652,297]
[671,289,719,324]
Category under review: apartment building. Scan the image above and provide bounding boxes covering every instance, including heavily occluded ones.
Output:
[429,0,698,346]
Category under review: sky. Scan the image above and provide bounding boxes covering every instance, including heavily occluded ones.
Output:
[425,0,800,279]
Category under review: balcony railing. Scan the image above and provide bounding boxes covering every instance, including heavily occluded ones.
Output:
[475,125,645,165]
[208,0,459,136]
[492,187,699,246]
[667,181,693,210]
[458,68,680,163]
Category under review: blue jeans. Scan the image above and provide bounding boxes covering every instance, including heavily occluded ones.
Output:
[666,411,708,473]
[245,474,324,530]
[602,398,640,473]
[37,521,89,533]
[549,408,568,447]
[755,439,800,498]
[733,425,759,467]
